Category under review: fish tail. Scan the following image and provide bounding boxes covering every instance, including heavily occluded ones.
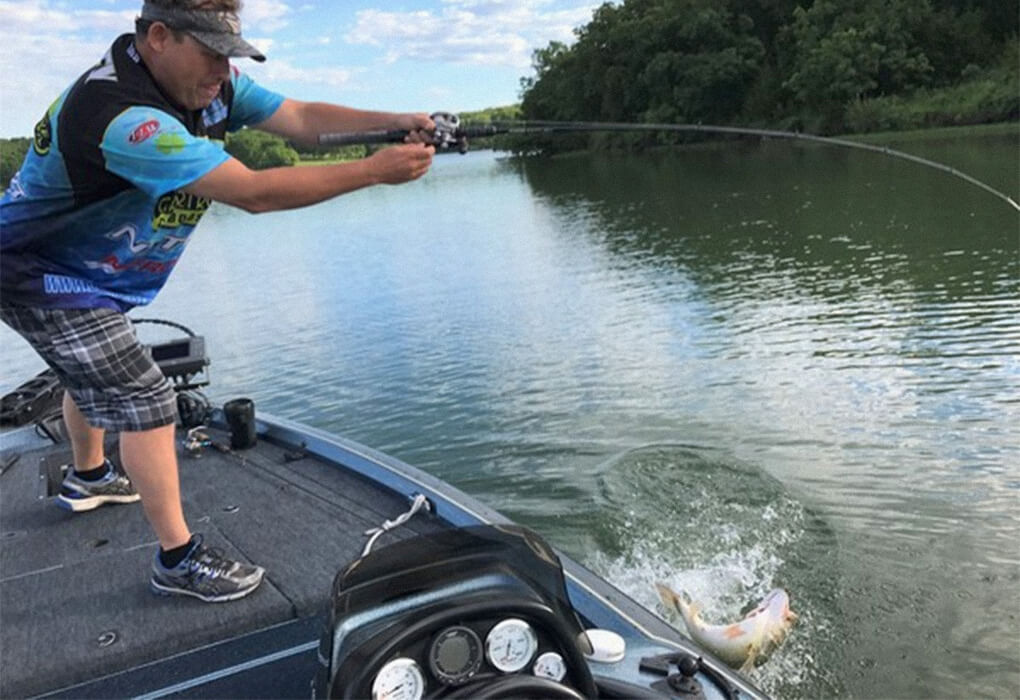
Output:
[655,583,699,622]
[654,582,681,613]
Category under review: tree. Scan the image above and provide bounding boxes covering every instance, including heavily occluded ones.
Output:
[522,0,765,128]
[516,0,1012,139]
[225,128,299,169]
[780,0,934,131]
[1,138,31,188]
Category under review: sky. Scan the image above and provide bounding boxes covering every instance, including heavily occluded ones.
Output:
[0,0,606,137]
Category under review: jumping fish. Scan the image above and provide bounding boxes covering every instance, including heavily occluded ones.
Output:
[655,583,797,673]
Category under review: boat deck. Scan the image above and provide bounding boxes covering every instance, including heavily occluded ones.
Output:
[0,424,446,698]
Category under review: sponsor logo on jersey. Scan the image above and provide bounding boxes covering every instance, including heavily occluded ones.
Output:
[129,119,160,144]
[32,97,60,157]
[33,112,52,156]
[155,132,187,156]
[152,191,212,230]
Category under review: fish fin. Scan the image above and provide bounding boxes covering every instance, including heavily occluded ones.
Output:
[737,640,762,674]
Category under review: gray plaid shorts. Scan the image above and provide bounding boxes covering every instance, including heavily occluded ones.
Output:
[1,306,177,431]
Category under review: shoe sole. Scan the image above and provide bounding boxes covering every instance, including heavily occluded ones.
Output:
[149,573,265,603]
[56,493,141,512]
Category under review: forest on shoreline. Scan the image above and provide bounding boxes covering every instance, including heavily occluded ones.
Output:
[520,0,1015,132]
[2,0,1016,181]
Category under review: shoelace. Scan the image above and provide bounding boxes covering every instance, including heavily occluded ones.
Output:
[187,548,233,580]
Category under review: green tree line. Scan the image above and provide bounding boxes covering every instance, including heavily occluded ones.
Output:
[1,138,31,190]
[518,0,1017,141]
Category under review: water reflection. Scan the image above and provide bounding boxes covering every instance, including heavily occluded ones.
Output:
[513,141,1019,699]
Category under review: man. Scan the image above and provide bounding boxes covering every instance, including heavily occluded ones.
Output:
[0,0,436,603]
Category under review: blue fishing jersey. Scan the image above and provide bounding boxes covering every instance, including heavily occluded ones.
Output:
[0,34,284,311]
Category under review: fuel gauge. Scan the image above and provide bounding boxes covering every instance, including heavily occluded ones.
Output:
[533,651,567,681]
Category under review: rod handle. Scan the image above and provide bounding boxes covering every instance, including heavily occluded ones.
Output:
[318,129,408,146]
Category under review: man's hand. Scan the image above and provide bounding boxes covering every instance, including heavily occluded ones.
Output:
[366,142,435,184]
[396,112,436,144]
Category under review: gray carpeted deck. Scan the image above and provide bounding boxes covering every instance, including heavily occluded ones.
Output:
[0,426,445,698]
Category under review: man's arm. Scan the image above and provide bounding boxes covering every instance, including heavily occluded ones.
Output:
[182,142,434,214]
[181,98,436,213]
[253,98,433,148]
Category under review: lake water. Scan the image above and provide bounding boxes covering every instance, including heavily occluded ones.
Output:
[2,127,1018,698]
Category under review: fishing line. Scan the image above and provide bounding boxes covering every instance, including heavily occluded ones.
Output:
[319,116,1020,212]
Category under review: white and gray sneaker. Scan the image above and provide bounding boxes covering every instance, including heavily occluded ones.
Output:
[57,460,140,512]
[151,535,265,603]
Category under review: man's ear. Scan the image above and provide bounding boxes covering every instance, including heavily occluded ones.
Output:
[145,21,173,54]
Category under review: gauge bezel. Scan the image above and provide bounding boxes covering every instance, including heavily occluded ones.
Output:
[532,650,567,681]
[428,625,484,685]
[371,657,426,700]
[484,618,539,673]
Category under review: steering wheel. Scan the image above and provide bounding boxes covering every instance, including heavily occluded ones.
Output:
[443,675,586,699]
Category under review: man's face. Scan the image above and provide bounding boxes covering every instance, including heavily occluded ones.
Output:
[158,30,230,110]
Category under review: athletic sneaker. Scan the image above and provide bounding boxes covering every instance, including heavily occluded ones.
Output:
[150,534,265,603]
[57,461,140,512]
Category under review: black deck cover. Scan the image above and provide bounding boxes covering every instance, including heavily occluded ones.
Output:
[0,428,445,697]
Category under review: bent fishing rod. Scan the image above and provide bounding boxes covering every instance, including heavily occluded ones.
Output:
[319,112,1019,213]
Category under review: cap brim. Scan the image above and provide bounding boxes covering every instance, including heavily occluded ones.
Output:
[188,30,266,62]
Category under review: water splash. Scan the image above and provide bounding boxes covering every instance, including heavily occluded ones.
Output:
[585,445,844,698]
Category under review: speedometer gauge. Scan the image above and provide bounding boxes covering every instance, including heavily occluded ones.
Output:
[372,658,425,700]
[485,618,538,673]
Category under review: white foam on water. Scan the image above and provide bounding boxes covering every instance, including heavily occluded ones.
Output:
[586,479,828,698]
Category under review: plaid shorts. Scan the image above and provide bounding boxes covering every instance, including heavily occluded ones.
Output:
[1,305,177,431]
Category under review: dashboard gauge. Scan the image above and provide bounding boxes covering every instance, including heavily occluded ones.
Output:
[532,651,567,681]
[485,618,538,673]
[372,658,425,700]
[429,625,483,685]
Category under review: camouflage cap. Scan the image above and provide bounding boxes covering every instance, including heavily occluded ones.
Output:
[140,2,265,62]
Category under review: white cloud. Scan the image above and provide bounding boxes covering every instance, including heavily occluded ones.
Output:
[0,1,135,32]
[345,1,598,69]
[242,0,293,32]
[0,31,110,135]
[244,58,358,88]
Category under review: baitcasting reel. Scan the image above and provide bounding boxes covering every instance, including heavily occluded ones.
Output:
[428,111,469,153]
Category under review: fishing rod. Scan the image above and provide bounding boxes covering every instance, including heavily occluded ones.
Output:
[319,112,1020,213]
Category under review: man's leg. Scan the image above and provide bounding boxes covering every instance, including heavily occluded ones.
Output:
[119,424,192,550]
[63,391,106,470]
[58,391,142,512]
[3,305,262,600]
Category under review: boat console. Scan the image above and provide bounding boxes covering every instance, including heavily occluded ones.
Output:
[313,525,740,699]
[314,525,597,699]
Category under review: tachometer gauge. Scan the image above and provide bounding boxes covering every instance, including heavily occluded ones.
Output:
[485,618,538,673]
[533,651,567,681]
[429,625,483,685]
[372,657,425,700]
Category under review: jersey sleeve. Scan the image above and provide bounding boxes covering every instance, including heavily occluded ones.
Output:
[227,67,286,131]
[101,107,229,198]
